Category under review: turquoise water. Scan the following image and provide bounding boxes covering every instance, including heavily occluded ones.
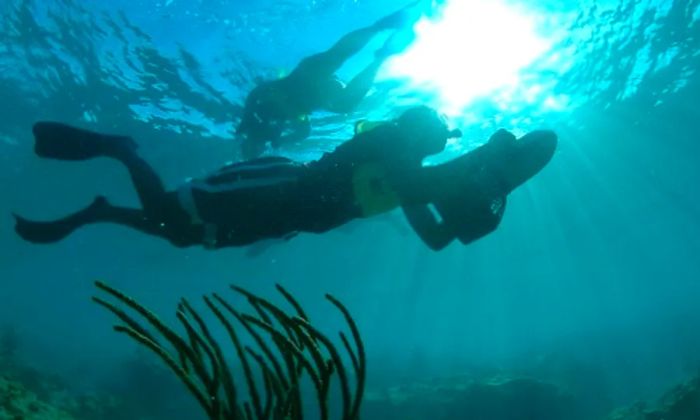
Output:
[1,0,699,418]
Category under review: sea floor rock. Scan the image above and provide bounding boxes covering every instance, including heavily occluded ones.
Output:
[364,374,577,420]
[0,375,74,420]
[607,375,700,420]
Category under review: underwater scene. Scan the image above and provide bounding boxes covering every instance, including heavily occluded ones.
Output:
[1,0,700,418]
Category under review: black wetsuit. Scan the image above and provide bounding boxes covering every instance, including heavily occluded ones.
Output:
[14,119,426,249]
[15,109,559,252]
[179,123,411,248]
[15,122,556,251]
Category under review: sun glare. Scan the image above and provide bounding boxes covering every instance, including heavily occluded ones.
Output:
[383,0,554,114]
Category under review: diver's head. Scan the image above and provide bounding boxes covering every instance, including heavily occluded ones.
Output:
[245,81,280,109]
[491,129,557,194]
[396,106,461,157]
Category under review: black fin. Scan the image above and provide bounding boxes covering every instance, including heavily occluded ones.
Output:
[13,196,109,244]
[13,213,75,244]
[33,121,137,160]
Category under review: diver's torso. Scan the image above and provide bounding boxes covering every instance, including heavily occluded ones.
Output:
[176,125,407,246]
[254,75,334,122]
[305,126,405,219]
[176,156,362,245]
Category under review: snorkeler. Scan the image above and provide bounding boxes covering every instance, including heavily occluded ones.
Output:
[236,1,423,159]
[13,107,557,250]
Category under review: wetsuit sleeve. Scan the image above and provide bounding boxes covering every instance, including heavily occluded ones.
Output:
[402,204,456,251]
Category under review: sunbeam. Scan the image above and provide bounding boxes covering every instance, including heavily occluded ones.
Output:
[383,0,556,114]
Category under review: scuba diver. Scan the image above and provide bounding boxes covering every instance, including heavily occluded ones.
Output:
[237,1,423,159]
[13,106,557,251]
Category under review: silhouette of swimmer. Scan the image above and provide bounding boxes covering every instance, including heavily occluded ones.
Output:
[236,1,424,158]
[14,107,556,251]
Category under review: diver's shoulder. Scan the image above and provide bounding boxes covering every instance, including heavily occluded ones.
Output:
[354,121,399,142]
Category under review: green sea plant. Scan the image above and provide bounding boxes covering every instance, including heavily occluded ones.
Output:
[92,281,365,420]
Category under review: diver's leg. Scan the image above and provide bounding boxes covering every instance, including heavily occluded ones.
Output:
[32,122,170,219]
[14,196,200,247]
[290,1,419,78]
[326,59,384,113]
[14,196,129,244]
[291,28,382,79]
[325,29,416,113]
[92,196,201,247]
[109,146,170,219]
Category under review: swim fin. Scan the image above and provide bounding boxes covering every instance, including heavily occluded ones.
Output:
[373,0,422,30]
[13,196,109,244]
[33,121,137,161]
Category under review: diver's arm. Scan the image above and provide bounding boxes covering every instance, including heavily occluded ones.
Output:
[402,204,455,251]
[443,196,506,246]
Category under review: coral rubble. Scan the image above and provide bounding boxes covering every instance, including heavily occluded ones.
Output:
[0,375,74,420]
[608,374,700,420]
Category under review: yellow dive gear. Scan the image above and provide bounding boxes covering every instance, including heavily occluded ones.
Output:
[352,163,400,217]
[354,119,389,135]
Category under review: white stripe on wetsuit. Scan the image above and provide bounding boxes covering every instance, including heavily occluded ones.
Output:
[192,175,298,193]
[177,183,219,248]
[214,159,292,174]
[206,159,298,186]
[177,184,203,224]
